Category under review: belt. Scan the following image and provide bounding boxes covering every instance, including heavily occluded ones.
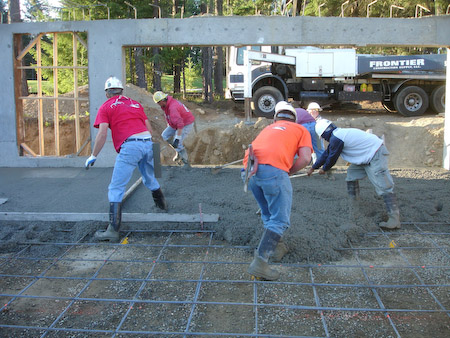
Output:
[124,138,151,142]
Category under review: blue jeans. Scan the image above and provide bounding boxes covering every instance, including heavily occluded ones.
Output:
[346,145,394,196]
[302,121,324,159]
[108,140,160,202]
[249,164,292,236]
[162,123,194,151]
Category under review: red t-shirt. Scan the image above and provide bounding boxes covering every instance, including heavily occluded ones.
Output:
[94,95,149,152]
[244,120,312,173]
[163,96,195,129]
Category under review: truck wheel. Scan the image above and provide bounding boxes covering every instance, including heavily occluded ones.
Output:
[430,85,445,114]
[393,86,429,117]
[253,86,284,118]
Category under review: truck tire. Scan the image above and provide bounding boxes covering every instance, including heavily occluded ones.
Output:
[430,85,445,114]
[393,86,429,117]
[253,86,284,118]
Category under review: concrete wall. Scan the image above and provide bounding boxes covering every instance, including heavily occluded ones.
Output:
[1,16,449,167]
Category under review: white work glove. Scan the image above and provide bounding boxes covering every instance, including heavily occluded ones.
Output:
[240,168,246,183]
[85,155,96,170]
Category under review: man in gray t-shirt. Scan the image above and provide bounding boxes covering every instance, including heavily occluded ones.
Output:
[307,119,400,230]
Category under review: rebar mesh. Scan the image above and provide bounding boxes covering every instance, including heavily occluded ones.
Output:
[1,223,449,337]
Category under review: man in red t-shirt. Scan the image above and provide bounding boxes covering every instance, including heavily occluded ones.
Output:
[153,91,195,166]
[244,101,312,280]
[85,77,167,241]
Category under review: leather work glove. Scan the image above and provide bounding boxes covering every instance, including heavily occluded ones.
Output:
[172,136,181,149]
[85,155,96,170]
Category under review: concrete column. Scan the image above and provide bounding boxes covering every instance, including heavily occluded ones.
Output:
[443,48,450,170]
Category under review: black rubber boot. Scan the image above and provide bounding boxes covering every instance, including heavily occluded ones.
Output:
[347,180,360,200]
[347,180,361,221]
[152,188,168,210]
[248,229,281,280]
[179,149,190,168]
[95,202,122,242]
[380,193,401,229]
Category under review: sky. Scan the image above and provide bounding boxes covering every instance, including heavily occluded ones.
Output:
[47,0,61,8]
[19,1,62,10]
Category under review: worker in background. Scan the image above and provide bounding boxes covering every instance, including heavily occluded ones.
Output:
[153,91,195,166]
[305,102,334,180]
[306,102,323,121]
[307,119,401,230]
[295,106,324,163]
[244,101,312,280]
[85,76,167,241]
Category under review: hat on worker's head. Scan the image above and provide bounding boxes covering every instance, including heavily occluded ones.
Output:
[307,102,322,112]
[315,119,334,137]
[274,101,297,121]
[104,77,123,91]
[153,91,168,103]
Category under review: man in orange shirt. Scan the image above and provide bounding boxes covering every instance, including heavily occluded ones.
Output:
[244,101,312,280]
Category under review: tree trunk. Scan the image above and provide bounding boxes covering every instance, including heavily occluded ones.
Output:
[172,0,181,93]
[202,47,213,103]
[201,1,213,103]
[214,47,224,98]
[8,0,21,23]
[9,0,28,97]
[151,1,162,92]
[135,47,147,90]
[173,63,181,93]
[214,0,224,98]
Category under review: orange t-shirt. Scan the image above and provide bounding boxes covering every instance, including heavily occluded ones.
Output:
[244,120,312,173]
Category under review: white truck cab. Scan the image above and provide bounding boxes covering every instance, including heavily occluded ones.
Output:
[225,45,273,101]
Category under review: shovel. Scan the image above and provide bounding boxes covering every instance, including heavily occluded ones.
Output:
[211,158,244,174]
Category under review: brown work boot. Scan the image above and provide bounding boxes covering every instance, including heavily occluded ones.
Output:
[380,193,401,229]
[271,240,288,262]
[379,212,401,229]
[248,229,282,280]
[248,251,280,281]
[95,224,119,242]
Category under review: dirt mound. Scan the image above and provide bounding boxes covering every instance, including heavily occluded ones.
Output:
[22,83,445,168]
[123,84,444,168]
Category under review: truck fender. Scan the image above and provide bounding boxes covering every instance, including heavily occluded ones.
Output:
[252,73,289,100]
[391,79,413,95]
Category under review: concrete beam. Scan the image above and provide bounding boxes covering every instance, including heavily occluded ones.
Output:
[4,16,450,47]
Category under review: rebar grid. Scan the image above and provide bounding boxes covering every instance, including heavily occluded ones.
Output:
[0,223,449,337]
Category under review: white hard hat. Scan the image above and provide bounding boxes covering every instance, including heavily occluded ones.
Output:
[307,102,322,111]
[104,77,123,90]
[274,101,297,121]
[315,119,333,137]
[153,91,168,103]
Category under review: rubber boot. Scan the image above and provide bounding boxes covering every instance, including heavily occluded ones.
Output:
[95,202,121,242]
[248,229,281,280]
[347,180,360,221]
[347,180,360,200]
[379,193,401,229]
[271,239,288,262]
[179,148,190,167]
[152,188,168,210]
[326,169,336,181]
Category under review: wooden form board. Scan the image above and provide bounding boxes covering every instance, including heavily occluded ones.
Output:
[0,212,219,223]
